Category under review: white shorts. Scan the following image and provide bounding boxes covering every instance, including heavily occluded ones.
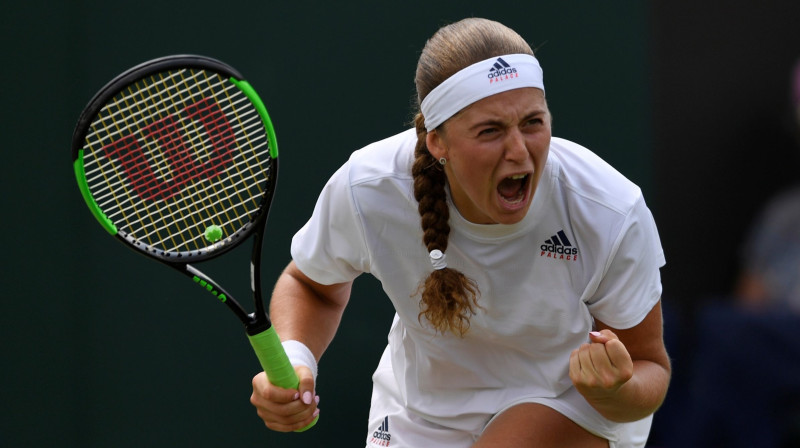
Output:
[365,346,652,448]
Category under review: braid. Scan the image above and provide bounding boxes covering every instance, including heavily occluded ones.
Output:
[412,117,449,252]
[409,18,534,336]
[411,113,480,336]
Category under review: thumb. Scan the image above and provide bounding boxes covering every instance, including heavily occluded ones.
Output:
[295,365,317,405]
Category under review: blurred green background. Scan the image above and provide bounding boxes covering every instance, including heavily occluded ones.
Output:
[2,1,799,446]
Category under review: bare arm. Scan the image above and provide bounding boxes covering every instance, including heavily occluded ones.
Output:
[250,261,353,432]
[270,261,353,358]
[569,300,671,422]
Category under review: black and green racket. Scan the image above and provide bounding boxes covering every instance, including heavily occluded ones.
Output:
[71,55,316,431]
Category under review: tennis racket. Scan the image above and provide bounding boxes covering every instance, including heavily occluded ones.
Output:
[71,55,317,431]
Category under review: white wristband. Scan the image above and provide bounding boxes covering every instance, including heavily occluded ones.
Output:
[282,340,318,384]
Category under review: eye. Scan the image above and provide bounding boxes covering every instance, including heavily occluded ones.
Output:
[525,118,544,127]
[521,117,546,133]
[477,127,498,136]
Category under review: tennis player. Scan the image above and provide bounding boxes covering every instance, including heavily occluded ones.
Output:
[250,18,670,448]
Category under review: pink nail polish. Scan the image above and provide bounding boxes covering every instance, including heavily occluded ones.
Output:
[303,391,313,405]
[590,331,602,337]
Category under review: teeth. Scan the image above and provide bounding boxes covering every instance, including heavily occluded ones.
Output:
[508,174,527,180]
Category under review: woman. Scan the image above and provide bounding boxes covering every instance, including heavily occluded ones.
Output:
[250,18,670,448]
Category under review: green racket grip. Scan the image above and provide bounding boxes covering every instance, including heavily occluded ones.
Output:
[248,327,298,388]
[247,328,319,432]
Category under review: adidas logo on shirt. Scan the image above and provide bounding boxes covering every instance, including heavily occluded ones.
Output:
[370,416,391,446]
[540,230,579,261]
[487,57,519,83]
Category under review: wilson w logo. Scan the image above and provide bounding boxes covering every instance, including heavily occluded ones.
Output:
[102,97,235,202]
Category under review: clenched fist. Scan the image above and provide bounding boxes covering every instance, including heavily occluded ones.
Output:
[569,330,634,401]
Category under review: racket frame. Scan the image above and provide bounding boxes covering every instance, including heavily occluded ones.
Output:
[71,55,317,430]
[71,55,278,333]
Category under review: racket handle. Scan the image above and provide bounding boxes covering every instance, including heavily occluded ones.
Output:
[247,328,319,432]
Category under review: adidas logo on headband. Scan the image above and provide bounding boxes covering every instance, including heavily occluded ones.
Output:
[487,57,519,83]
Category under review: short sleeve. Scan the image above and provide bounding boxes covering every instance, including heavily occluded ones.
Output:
[586,196,666,329]
[290,162,370,285]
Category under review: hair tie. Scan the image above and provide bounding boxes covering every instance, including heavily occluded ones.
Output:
[429,249,447,270]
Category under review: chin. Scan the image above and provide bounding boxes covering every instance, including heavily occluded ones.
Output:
[492,206,530,225]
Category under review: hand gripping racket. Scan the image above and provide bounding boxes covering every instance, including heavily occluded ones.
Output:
[71,55,317,431]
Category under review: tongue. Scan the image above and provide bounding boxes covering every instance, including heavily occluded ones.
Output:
[498,177,523,199]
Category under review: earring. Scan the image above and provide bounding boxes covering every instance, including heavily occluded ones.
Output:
[439,157,447,166]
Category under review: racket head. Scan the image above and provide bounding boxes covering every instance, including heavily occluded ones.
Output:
[72,55,278,263]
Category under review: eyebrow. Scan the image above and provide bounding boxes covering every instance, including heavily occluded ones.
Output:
[467,109,547,131]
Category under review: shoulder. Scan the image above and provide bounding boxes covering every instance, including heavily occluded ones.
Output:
[547,137,643,215]
[344,128,417,186]
[318,128,417,215]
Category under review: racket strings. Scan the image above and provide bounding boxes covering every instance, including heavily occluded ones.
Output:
[99,72,203,251]
[87,70,221,145]
[90,117,269,222]
[82,68,273,254]
[155,70,233,250]
[181,68,258,236]
[85,95,262,201]
[206,69,264,215]
[123,78,186,250]
[88,117,270,234]
[122,154,271,246]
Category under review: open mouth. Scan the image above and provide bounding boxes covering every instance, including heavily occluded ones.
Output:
[497,173,530,205]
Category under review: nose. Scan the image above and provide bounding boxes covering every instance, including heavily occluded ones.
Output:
[504,128,528,163]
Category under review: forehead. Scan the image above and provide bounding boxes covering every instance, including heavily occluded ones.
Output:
[459,87,548,119]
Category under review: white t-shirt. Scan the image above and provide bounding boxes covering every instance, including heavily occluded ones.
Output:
[291,128,665,435]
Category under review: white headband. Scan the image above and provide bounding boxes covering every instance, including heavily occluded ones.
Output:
[420,54,545,131]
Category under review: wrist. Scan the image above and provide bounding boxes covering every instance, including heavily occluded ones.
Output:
[282,340,318,383]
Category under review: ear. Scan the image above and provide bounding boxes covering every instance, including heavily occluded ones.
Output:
[426,130,448,161]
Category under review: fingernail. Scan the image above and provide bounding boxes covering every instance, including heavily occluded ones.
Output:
[312,408,320,418]
[590,331,602,337]
[303,391,312,405]
[315,395,320,404]
[293,392,300,400]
